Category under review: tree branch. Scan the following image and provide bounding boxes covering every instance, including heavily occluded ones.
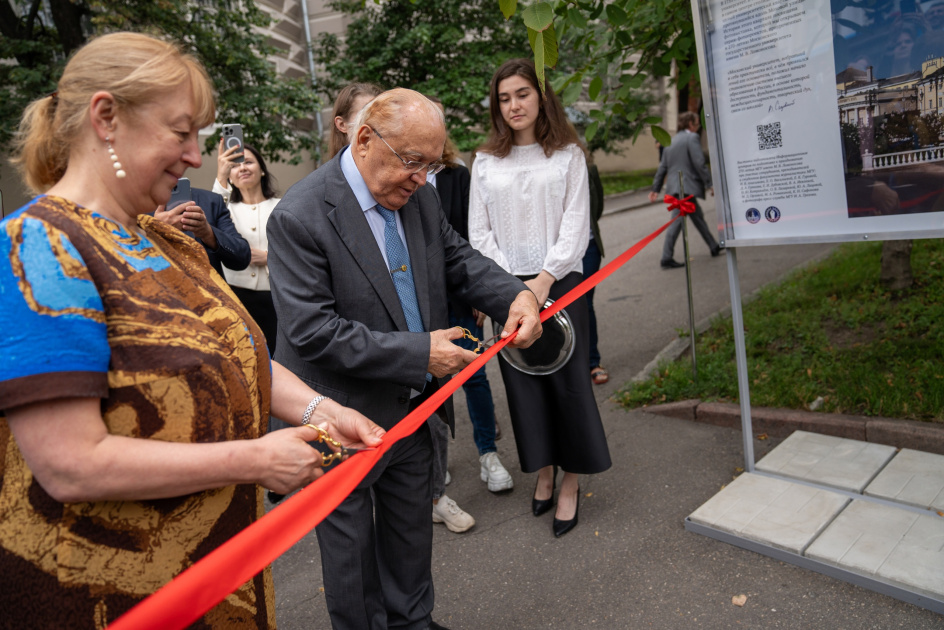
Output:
[0,0,24,39]
[49,0,88,56]
[25,0,43,37]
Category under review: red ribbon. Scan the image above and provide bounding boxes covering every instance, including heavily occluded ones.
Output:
[109,212,681,630]
[663,194,695,216]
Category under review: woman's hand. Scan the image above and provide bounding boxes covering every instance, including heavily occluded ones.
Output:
[181,204,217,248]
[216,138,243,189]
[252,424,329,494]
[269,360,386,454]
[154,203,187,229]
[252,402,386,493]
[155,203,218,249]
[314,399,386,452]
[524,271,555,307]
[250,247,267,266]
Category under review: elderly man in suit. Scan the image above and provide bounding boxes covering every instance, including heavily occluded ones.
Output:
[648,111,723,269]
[267,88,541,630]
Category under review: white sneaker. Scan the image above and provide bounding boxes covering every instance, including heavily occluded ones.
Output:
[432,494,475,533]
[479,452,514,492]
[444,470,451,486]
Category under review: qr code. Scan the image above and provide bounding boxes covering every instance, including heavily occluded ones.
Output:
[757,122,782,150]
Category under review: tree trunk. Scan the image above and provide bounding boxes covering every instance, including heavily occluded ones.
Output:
[880,239,913,290]
[49,0,88,56]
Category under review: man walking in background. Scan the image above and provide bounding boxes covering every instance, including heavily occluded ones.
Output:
[649,111,723,269]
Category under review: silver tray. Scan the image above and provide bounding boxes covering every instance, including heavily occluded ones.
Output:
[493,298,575,375]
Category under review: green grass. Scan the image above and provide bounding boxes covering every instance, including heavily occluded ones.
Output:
[600,169,657,196]
[615,239,944,422]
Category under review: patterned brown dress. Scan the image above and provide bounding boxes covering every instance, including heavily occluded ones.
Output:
[0,196,274,629]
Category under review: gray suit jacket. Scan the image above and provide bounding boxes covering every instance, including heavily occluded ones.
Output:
[267,155,527,432]
[652,129,712,199]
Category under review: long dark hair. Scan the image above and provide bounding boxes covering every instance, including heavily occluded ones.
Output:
[477,58,580,159]
[230,144,278,203]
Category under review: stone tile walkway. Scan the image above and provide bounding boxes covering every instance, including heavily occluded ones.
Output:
[865,448,944,511]
[754,430,896,492]
[688,431,944,610]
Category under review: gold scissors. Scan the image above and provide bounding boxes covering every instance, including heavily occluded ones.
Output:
[309,424,377,467]
[459,328,503,354]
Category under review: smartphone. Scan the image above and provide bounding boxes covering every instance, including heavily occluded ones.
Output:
[167,177,191,210]
[222,123,245,163]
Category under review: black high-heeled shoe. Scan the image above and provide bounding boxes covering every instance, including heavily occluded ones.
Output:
[532,465,558,516]
[553,486,579,538]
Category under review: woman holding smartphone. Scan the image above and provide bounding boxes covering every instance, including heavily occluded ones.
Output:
[215,141,280,355]
[469,58,611,538]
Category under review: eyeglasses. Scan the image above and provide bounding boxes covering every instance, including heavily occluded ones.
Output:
[371,127,445,176]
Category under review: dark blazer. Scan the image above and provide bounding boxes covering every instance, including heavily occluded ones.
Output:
[436,165,471,241]
[651,129,712,199]
[436,165,476,317]
[186,188,251,275]
[267,154,527,432]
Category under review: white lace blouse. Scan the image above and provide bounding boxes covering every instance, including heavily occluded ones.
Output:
[212,179,280,292]
[469,143,590,280]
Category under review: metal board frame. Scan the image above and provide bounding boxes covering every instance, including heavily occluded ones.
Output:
[686,0,944,613]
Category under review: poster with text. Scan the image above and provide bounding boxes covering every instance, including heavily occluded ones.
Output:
[701,0,944,243]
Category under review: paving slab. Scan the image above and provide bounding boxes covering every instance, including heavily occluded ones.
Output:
[806,499,944,600]
[687,472,849,554]
[755,430,897,492]
[865,449,944,511]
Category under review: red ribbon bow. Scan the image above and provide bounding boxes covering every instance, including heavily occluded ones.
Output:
[663,194,695,216]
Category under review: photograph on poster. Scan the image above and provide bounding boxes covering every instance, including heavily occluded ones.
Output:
[835,0,944,219]
[701,0,944,243]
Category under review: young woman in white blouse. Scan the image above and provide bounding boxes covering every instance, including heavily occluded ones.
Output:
[215,142,281,355]
[469,59,611,538]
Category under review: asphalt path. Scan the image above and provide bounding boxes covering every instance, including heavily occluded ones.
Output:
[269,198,944,629]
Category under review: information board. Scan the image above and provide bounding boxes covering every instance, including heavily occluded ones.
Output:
[694,0,944,245]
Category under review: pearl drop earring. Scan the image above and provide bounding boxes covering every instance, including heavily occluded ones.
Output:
[105,136,127,179]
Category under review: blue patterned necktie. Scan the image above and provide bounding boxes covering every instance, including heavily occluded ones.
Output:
[376,205,425,334]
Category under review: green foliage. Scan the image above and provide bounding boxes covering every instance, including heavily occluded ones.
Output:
[502,0,697,148]
[615,240,944,423]
[314,0,530,152]
[872,110,944,155]
[1,0,320,163]
[599,169,656,196]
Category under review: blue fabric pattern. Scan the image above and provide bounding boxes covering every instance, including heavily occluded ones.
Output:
[0,208,110,382]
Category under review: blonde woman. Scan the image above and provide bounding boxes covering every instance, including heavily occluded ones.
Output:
[0,32,383,628]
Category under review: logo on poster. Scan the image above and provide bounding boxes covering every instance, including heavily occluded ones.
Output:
[765,206,781,223]
[746,208,761,224]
